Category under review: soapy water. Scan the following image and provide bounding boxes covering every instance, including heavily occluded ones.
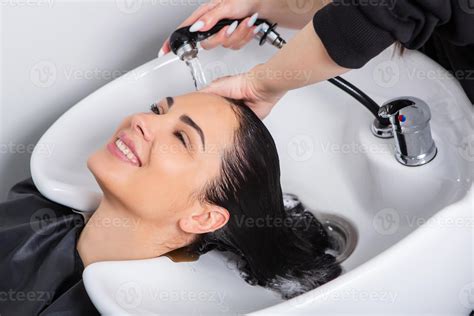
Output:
[218,194,357,300]
[185,57,209,91]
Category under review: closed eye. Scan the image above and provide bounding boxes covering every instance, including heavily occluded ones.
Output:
[150,99,192,153]
[174,131,188,148]
[150,103,163,115]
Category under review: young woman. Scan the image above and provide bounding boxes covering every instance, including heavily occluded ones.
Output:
[0,92,341,315]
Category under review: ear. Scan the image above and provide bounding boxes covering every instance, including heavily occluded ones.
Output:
[178,205,230,235]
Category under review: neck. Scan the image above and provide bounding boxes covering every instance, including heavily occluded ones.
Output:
[76,196,184,267]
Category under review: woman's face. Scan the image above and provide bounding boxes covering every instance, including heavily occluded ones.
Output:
[87,92,239,228]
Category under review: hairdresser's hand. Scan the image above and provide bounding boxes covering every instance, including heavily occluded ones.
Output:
[202,65,287,119]
[159,0,261,57]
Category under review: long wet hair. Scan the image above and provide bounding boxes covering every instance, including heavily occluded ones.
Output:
[187,98,342,299]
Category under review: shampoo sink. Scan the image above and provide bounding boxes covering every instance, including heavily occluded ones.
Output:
[31,41,473,314]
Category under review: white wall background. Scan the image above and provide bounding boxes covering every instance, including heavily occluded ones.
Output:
[0,0,202,201]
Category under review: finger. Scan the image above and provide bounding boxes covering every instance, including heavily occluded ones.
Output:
[220,20,243,48]
[201,75,231,94]
[183,0,232,33]
[230,26,256,50]
[221,18,247,48]
[200,26,230,50]
[197,1,233,32]
[223,17,255,49]
[201,75,243,99]
[158,39,171,57]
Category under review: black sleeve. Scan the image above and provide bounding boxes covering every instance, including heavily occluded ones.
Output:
[312,0,454,68]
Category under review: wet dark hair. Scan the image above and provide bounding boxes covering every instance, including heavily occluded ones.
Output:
[395,42,405,55]
[187,98,342,299]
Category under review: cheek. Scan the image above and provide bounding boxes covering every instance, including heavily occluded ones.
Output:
[87,147,150,217]
[122,151,201,221]
[88,117,135,184]
[88,138,220,223]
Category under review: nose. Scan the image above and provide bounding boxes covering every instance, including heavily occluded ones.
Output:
[131,114,152,142]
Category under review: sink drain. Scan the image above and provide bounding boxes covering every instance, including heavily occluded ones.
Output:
[318,213,358,264]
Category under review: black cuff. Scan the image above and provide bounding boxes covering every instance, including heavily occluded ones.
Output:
[313,3,395,69]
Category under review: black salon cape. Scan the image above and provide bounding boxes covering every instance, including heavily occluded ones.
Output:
[0,178,99,315]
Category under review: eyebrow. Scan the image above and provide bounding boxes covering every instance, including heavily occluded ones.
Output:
[166,97,174,108]
[180,115,205,150]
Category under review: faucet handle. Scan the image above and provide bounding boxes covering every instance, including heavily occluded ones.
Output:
[378,97,437,166]
[378,97,432,132]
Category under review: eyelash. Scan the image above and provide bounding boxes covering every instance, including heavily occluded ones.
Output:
[150,103,162,115]
[173,131,187,147]
[150,104,189,149]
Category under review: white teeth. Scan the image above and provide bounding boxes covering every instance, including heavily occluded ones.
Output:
[115,139,138,164]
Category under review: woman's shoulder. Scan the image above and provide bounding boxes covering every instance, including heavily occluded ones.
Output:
[0,177,86,259]
[0,178,95,315]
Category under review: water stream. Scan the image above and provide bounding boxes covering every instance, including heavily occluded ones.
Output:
[185,57,209,90]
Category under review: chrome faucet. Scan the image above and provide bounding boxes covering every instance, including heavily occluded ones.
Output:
[375,97,437,166]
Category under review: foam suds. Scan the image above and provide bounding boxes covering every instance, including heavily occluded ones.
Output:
[268,276,308,299]
[210,194,352,300]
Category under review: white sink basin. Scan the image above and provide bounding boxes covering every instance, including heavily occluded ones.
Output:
[31,41,473,314]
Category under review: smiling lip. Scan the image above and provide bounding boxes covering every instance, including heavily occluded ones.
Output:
[106,132,143,167]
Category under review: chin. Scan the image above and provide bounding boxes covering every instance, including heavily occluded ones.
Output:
[87,148,110,190]
[87,147,125,195]
[87,146,140,209]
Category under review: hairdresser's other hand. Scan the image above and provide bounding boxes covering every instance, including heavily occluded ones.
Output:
[159,0,261,57]
[201,65,287,119]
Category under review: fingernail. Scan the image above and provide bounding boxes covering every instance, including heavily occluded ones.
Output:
[158,48,165,58]
[253,24,263,35]
[226,20,239,36]
[247,13,258,27]
[189,20,205,32]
